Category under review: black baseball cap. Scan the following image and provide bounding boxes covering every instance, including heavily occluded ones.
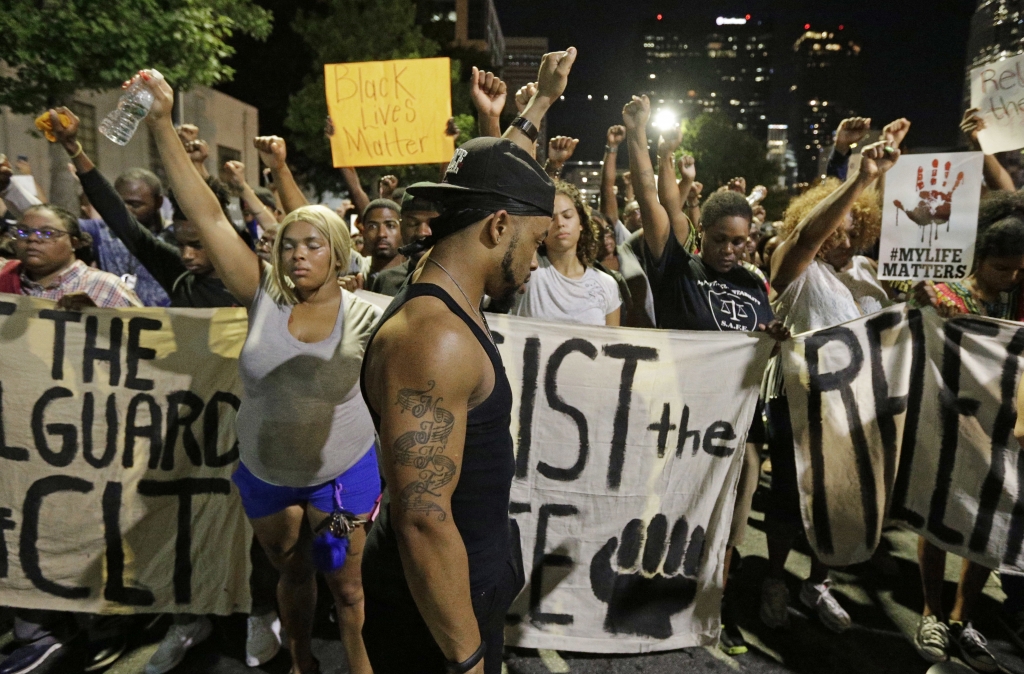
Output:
[401,183,443,215]
[406,137,555,216]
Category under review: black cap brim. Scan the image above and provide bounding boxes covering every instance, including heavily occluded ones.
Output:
[405,183,495,200]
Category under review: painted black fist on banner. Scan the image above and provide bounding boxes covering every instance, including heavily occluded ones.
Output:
[590,514,705,638]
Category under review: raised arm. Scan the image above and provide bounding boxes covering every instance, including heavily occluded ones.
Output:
[503,48,576,154]
[374,323,485,671]
[545,136,578,179]
[254,136,307,214]
[340,167,370,214]
[470,67,507,138]
[656,128,692,248]
[140,70,261,305]
[223,160,278,231]
[623,95,672,261]
[771,140,899,291]
[962,108,1015,192]
[601,125,624,223]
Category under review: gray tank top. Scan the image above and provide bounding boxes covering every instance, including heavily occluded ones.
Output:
[236,280,381,487]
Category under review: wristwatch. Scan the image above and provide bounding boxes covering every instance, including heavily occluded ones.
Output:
[605,145,618,153]
[509,116,539,142]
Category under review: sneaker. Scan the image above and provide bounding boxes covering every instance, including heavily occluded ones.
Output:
[760,577,790,629]
[84,633,127,672]
[799,578,851,633]
[913,615,949,663]
[949,621,999,673]
[0,641,67,674]
[245,612,282,667]
[719,623,748,656]
[144,617,212,674]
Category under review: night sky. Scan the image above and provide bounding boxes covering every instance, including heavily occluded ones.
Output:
[493,0,979,160]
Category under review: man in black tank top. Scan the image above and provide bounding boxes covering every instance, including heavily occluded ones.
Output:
[359,49,576,674]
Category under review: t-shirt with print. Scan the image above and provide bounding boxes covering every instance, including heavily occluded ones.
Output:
[511,255,621,326]
[642,232,773,331]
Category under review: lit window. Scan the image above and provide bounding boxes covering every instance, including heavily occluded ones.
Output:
[649,73,656,79]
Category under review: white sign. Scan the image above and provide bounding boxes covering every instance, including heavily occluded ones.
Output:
[716,17,747,25]
[877,152,984,282]
[484,313,774,653]
[971,53,1024,154]
[783,305,1024,572]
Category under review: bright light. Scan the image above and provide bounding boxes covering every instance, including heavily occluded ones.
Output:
[656,13,663,20]
[839,24,844,30]
[587,94,593,100]
[804,23,811,29]
[652,108,679,130]
[717,16,747,25]
[745,13,751,19]
[649,73,656,79]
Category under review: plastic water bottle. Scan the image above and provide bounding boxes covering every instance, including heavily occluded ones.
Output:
[99,78,154,146]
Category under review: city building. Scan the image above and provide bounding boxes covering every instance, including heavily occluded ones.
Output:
[966,0,1024,71]
[790,26,862,181]
[503,37,548,114]
[417,0,505,70]
[0,86,260,199]
[640,14,774,139]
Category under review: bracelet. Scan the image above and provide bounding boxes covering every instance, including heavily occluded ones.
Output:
[446,642,486,673]
[605,145,618,154]
[509,116,539,142]
[68,141,84,160]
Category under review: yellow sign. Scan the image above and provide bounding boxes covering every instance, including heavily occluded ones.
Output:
[324,57,455,168]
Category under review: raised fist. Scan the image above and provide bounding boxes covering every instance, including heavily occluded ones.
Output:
[378,175,399,199]
[254,136,287,170]
[222,160,246,190]
[606,125,626,147]
[894,158,964,240]
[536,47,577,102]
[470,67,507,119]
[515,82,538,114]
[859,140,900,180]
[677,154,696,184]
[622,95,650,132]
[590,513,705,638]
[883,118,912,149]
[960,108,984,150]
[185,139,209,165]
[547,136,579,166]
[657,127,682,157]
[834,117,871,154]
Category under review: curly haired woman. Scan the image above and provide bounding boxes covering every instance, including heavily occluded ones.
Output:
[511,180,621,326]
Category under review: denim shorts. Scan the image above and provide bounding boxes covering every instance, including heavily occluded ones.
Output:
[232,447,381,520]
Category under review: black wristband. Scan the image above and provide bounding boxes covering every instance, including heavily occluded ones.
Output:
[510,116,539,142]
[446,642,486,673]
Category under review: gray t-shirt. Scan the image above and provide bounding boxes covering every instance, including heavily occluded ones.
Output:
[236,279,382,487]
[511,255,621,326]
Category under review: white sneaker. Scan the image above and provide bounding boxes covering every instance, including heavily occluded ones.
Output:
[760,577,791,629]
[799,578,852,633]
[144,617,212,674]
[245,612,282,667]
[914,615,949,663]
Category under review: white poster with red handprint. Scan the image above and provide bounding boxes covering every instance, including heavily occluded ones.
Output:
[878,152,984,282]
[971,54,1024,154]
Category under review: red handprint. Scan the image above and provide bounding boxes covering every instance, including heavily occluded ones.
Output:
[893,158,964,244]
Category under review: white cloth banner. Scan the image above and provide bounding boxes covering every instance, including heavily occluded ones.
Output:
[877,152,983,282]
[484,313,774,653]
[971,54,1024,154]
[783,305,1024,571]
[0,295,252,615]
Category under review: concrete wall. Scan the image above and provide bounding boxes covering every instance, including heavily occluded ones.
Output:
[0,86,259,198]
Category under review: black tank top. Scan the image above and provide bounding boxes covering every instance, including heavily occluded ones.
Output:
[360,283,516,600]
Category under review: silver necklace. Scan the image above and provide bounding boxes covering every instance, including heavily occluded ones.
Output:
[427,258,495,346]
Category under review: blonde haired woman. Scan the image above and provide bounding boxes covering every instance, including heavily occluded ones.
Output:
[141,70,379,674]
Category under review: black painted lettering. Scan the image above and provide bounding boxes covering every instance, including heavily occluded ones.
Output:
[83,316,122,386]
[125,317,161,391]
[865,311,909,505]
[530,503,578,625]
[702,421,736,457]
[890,309,927,527]
[603,344,658,489]
[515,338,541,478]
[202,391,240,467]
[675,405,700,457]
[21,476,92,598]
[648,403,676,458]
[124,393,162,469]
[163,391,204,470]
[32,387,77,467]
[39,310,81,381]
[82,392,118,469]
[0,382,28,462]
[538,339,597,481]
[137,478,231,603]
[102,482,155,605]
[0,508,15,578]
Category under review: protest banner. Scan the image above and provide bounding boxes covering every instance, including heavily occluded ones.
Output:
[0,295,251,615]
[783,305,1024,572]
[877,152,983,282]
[324,57,455,168]
[971,53,1024,154]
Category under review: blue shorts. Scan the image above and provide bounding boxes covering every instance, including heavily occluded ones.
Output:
[233,447,381,520]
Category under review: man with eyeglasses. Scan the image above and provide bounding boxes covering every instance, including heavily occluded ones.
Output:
[0,204,140,309]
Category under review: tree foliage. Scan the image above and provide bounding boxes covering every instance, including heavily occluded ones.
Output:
[285,0,446,195]
[680,113,779,193]
[0,0,273,112]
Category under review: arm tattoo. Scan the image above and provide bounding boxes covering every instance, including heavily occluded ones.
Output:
[393,382,457,521]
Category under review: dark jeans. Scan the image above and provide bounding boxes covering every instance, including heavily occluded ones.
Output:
[765,396,803,538]
[363,557,522,674]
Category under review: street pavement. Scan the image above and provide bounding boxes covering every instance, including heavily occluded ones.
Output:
[3,472,1023,674]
